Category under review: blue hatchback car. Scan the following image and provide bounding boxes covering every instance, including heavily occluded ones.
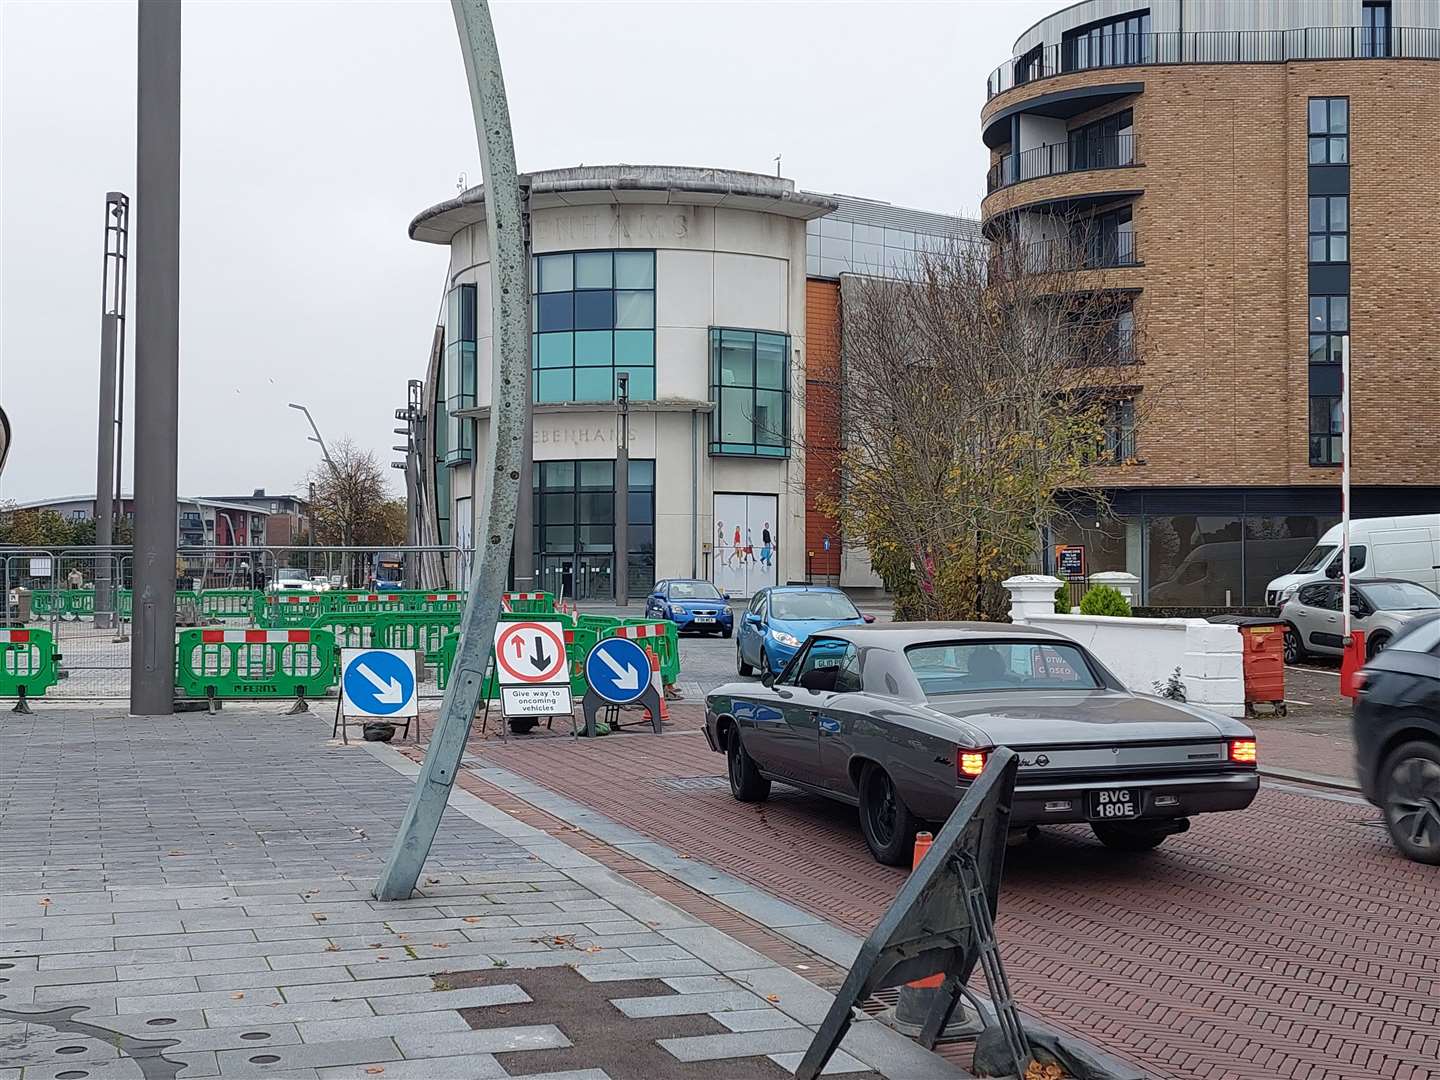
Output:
[736,585,872,678]
[645,579,734,637]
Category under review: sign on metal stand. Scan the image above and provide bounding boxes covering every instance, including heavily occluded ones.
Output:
[337,647,419,743]
[493,620,572,719]
[581,637,661,737]
[794,748,1028,1080]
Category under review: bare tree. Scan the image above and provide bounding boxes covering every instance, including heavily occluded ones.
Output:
[826,227,1152,621]
[304,439,405,580]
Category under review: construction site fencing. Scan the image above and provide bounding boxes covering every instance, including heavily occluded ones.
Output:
[175,627,337,708]
[502,591,556,614]
[609,620,680,687]
[0,628,61,711]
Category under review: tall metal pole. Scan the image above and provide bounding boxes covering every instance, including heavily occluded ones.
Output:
[512,184,535,594]
[1341,334,1351,642]
[95,192,129,630]
[375,0,530,901]
[614,372,630,606]
[128,0,182,716]
[113,195,132,537]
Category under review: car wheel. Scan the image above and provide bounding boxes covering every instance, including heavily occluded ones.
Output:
[1091,821,1172,852]
[736,642,754,677]
[726,730,771,802]
[1379,741,1440,865]
[1366,632,1391,661]
[1283,625,1305,665]
[858,762,919,866]
[759,649,773,680]
[721,626,732,639]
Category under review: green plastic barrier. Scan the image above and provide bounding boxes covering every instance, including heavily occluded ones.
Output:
[577,613,621,638]
[175,626,337,702]
[381,612,460,664]
[323,591,412,615]
[28,591,54,616]
[437,631,459,690]
[256,593,327,627]
[608,619,679,686]
[311,614,386,653]
[199,589,262,621]
[59,589,95,620]
[502,591,555,614]
[0,627,60,704]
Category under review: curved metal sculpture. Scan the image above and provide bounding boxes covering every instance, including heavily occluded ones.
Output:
[374,0,530,900]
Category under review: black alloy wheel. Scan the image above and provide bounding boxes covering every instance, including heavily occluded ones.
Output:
[726,730,771,802]
[1381,741,1440,865]
[1283,625,1304,665]
[858,763,917,866]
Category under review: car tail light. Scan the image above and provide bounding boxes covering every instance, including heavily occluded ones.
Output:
[1229,739,1257,765]
[958,750,988,779]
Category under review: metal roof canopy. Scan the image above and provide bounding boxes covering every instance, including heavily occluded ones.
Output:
[795,747,1026,1079]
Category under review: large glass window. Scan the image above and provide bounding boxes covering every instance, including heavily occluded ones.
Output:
[1308,294,1348,365]
[1068,109,1135,172]
[532,458,655,600]
[532,250,655,404]
[709,329,790,457]
[1309,396,1342,466]
[1308,98,1348,165]
[1243,514,1338,604]
[1308,196,1348,264]
[1362,2,1391,58]
[1061,10,1151,72]
[444,285,477,464]
[1145,515,1243,607]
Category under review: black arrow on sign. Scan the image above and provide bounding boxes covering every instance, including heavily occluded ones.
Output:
[529,635,551,672]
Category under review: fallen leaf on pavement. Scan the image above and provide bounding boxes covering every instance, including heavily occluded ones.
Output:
[323,944,339,952]
[377,955,389,960]
[313,914,327,922]
[766,995,781,1003]
[462,917,482,924]
[365,1069,385,1076]
[38,898,50,907]
[1024,1062,1066,1080]
[231,992,245,1000]
[432,943,449,949]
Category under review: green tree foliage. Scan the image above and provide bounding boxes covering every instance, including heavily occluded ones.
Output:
[822,228,1149,622]
[0,505,132,547]
[1079,584,1132,617]
[1055,584,1071,614]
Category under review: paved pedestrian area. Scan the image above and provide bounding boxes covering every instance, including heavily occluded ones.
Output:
[0,709,958,1080]
[460,713,1440,1080]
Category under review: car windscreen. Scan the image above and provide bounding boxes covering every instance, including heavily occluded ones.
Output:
[276,569,309,581]
[1363,582,1440,611]
[770,592,859,621]
[1291,544,1335,574]
[906,641,1101,697]
[670,582,722,600]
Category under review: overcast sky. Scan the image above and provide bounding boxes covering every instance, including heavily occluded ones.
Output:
[1,0,1050,504]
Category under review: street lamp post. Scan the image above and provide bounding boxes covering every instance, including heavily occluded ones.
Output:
[614,372,630,606]
[289,402,346,578]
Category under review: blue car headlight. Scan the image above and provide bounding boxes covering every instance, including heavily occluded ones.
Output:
[769,629,802,648]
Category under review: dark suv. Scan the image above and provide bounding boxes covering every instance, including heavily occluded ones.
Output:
[1353,612,1440,864]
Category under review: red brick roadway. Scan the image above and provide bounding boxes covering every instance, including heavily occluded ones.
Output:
[454,707,1440,1080]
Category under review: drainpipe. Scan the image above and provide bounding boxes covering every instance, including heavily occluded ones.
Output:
[691,409,700,579]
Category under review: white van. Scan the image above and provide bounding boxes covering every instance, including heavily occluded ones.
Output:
[1266,514,1440,607]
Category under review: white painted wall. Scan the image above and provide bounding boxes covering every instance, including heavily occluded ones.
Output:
[1005,575,1247,717]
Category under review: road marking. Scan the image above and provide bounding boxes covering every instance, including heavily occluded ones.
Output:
[1283,698,1312,706]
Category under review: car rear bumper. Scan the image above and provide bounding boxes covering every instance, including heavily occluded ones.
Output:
[1004,771,1260,827]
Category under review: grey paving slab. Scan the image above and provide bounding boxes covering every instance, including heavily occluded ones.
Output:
[278,976,437,1003]
[726,967,838,1025]
[835,1020,962,1080]
[504,1072,613,1080]
[214,1035,402,1072]
[772,921,864,968]
[195,967,342,993]
[658,1027,814,1061]
[162,1021,305,1053]
[657,925,776,972]
[316,1055,508,1079]
[368,984,531,1014]
[610,989,768,1018]
[203,1000,378,1026]
[394,1024,572,1058]
[294,1009,472,1043]
[714,1008,805,1032]
[115,986,284,1014]
[770,1048,871,1074]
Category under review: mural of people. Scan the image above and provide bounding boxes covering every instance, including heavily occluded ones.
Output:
[760,522,773,567]
[743,529,755,564]
[732,524,743,567]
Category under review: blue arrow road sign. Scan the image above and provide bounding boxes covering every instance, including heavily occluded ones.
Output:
[342,649,416,717]
[584,638,651,705]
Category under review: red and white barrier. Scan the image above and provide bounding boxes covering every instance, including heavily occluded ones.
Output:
[200,629,312,644]
[0,629,32,644]
[613,622,667,640]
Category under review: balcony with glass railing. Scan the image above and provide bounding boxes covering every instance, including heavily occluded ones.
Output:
[1024,232,1139,273]
[986,26,1440,101]
[987,133,1138,194]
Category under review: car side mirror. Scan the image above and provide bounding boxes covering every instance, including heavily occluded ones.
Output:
[722,592,730,601]
[1325,562,1341,579]
[760,673,776,688]
[862,613,876,623]
[745,613,763,626]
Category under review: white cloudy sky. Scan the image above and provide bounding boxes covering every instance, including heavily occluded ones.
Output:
[0,0,1050,503]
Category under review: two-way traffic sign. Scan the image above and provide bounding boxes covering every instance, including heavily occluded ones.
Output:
[493,622,568,685]
[340,648,418,718]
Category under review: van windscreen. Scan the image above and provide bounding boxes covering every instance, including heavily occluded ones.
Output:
[1292,544,1335,574]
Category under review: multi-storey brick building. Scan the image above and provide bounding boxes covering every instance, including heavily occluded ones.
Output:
[981,0,1440,605]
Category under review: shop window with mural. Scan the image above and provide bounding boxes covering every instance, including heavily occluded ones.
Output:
[712,493,778,598]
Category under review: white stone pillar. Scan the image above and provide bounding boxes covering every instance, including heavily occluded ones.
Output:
[1002,574,1065,625]
[1090,571,1141,606]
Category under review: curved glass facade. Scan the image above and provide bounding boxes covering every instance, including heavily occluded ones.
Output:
[532,250,656,404]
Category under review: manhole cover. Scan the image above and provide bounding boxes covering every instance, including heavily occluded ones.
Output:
[653,776,730,791]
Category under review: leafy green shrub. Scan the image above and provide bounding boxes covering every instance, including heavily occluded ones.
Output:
[1079,584,1132,617]
[1054,585,1071,614]
[1152,667,1187,701]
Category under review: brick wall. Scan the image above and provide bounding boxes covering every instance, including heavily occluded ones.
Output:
[804,279,843,580]
[981,60,1440,489]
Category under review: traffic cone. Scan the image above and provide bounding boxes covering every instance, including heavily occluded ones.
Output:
[890,832,981,1039]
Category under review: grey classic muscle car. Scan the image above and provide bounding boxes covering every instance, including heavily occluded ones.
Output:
[703,622,1260,865]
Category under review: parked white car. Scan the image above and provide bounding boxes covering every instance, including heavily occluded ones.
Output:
[266,568,323,594]
[1266,514,1440,608]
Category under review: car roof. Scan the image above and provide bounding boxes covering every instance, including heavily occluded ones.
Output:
[801,621,1073,647]
[763,585,845,594]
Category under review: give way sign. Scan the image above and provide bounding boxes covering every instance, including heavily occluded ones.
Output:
[493,621,568,686]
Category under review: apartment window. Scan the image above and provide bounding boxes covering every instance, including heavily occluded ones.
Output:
[1068,109,1135,172]
[1308,98,1348,165]
[1309,294,1348,346]
[444,284,477,465]
[1102,399,1137,463]
[1015,43,1045,85]
[1062,9,1151,72]
[710,329,789,457]
[1309,396,1342,466]
[1308,196,1348,264]
[1362,2,1391,58]
[532,250,656,404]
[1080,206,1136,267]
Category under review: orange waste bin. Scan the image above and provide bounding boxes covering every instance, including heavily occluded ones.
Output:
[1211,617,1286,716]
